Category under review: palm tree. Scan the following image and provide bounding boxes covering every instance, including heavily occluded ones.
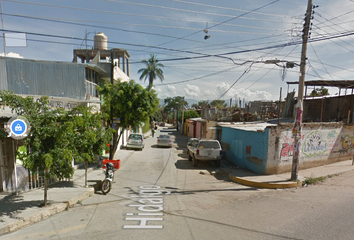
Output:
[138,54,164,90]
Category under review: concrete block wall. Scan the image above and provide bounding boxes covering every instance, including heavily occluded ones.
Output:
[221,122,354,175]
[267,122,354,174]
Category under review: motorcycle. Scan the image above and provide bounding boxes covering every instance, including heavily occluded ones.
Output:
[101,162,115,195]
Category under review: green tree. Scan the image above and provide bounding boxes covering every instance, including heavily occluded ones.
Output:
[0,91,75,206]
[163,97,187,125]
[309,86,329,97]
[66,106,113,187]
[97,80,159,158]
[210,100,227,109]
[178,110,200,123]
[192,100,209,109]
[137,54,164,90]
[163,96,187,112]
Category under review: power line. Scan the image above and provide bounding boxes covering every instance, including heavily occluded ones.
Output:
[2,0,292,24]
[233,44,299,99]
[217,64,253,100]
[2,12,285,36]
[0,28,238,61]
[100,0,292,22]
[153,0,282,47]
[155,66,237,86]
[309,43,333,79]
[2,26,353,67]
[167,0,292,18]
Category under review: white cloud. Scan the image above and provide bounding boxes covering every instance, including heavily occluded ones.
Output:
[204,89,213,96]
[166,85,177,94]
[210,82,273,101]
[215,82,238,99]
[184,84,201,98]
[240,89,273,101]
[0,52,23,58]
[154,87,173,100]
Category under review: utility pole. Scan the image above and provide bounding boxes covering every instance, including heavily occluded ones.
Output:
[109,49,114,160]
[291,0,313,181]
[181,96,185,134]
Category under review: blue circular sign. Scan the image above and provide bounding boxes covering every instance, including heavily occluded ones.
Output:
[10,119,27,136]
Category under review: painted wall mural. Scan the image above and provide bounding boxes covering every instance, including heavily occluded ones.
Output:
[278,128,341,162]
[302,131,328,157]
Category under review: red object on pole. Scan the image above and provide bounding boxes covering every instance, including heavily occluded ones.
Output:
[102,159,121,170]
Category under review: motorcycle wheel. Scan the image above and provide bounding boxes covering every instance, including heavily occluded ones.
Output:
[101,179,111,195]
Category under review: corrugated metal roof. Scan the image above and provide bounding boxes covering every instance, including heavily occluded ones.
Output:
[1,57,87,100]
[218,122,276,132]
[287,80,354,89]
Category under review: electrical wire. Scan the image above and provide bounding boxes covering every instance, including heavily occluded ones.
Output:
[100,0,293,23]
[155,66,237,86]
[2,0,292,24]
[167,0,292,18]
[309,43,334,80]
[152,0,282,48]
[2,12,285,36]
[233,44,299,99]
[217,64,253,100]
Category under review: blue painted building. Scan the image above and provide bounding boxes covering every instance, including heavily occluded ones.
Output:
[219,123,272,174]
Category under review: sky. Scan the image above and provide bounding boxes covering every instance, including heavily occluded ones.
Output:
[1,0,354,106]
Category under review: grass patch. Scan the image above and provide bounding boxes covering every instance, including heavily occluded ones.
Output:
[77,200,82,205]
[303,176,327,185]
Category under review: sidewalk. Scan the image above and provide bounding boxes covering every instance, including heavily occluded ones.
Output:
[0,148,134,236]
[1,142,354,236]
[223,159,354,189]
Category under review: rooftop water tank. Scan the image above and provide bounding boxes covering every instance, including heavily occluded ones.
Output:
[94,32,107,50]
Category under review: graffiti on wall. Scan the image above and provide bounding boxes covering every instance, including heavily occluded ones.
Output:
[279,130,339,161]
[280,135,301,160]
[302,131,327,157]
[339,135,354,153]
[281,142,294,159]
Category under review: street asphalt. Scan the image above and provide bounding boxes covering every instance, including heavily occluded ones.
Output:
[1,129,354,236]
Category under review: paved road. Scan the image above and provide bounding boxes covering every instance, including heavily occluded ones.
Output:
[2,127,354,240]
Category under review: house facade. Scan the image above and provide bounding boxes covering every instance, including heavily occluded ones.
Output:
[183,118,217,139]
[0,47,131,192]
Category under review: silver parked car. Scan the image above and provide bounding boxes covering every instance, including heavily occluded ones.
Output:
[157,135,172,148]
[126,133,144,150]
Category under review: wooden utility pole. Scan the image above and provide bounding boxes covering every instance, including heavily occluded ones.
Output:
[109,49,114,160]
[181,96,185,134]
[291,0,313,181]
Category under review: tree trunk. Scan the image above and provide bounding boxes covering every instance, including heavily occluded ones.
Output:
[111,129,124,159]
[44,167,49,206]
[84,161,88,188]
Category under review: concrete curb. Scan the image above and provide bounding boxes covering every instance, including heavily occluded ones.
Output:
[228,173,303,189]
[0,187,94,236]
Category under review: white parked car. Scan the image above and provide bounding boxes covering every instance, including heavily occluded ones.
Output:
[126,133,144,150]
[157,135,172,148]
[187,138,198,155]
[188,139,222,167]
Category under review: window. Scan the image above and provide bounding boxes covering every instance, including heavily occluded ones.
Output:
[129,134,142,140]
[199,141,220,148]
